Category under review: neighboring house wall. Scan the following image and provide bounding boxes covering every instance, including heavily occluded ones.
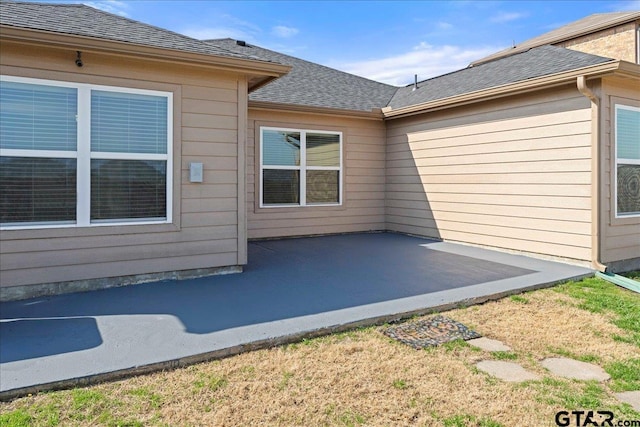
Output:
[599,76,640,269]
[0,41,246,292]
[558,22,639,63]
[385,85,594,262]
[247,108,386,238]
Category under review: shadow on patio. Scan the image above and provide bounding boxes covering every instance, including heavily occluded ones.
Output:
[0,232,591,396]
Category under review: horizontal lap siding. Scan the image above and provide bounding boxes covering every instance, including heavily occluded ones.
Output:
[385,87,593,261]
[0,43,241,288]
[181,83,238,238]
[600,78,640,266]
[247,109,386,238]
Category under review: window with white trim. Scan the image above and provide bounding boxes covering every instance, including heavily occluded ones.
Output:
[260,127,342,207]
[0,76,172,229]
[615,105,640,217]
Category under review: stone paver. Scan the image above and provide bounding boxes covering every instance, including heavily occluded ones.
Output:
[476,360,540,382]
[541,358,610,381]
[468,337,511,352]
[615,391,640,411]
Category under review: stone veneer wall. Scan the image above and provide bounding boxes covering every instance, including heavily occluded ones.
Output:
[558,22,638,64]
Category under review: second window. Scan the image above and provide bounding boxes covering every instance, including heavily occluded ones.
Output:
[260,127,342,207]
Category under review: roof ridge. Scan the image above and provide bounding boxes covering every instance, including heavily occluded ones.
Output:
[590,11,639,16]
[387,44,617,110]
[407,45,565,88]
[79,3,245,58]
[1,1,246,59]
[547,11,640,32]
[206,39,398,89]
[1,0,83,6]
[203,38,399,112]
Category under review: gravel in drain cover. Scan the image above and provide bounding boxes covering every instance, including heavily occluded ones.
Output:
[383,315,481,349]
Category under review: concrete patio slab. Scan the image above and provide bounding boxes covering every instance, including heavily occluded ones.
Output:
[541,358,611,381]
[0,232,591,399]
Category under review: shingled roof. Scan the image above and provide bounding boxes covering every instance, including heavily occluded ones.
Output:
[0,2,625,115]
[387,45,614,110]
[0,1,255,60]
[205,39,398,113]
[472,11,640,66]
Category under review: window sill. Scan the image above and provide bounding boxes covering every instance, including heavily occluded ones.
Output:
[253,203,347,214]
[610,212,640,227]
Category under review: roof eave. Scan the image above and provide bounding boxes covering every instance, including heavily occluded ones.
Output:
[247,76,280,93]
[384,60,632,120]
[0,25,291,80]
[249,100,385,120]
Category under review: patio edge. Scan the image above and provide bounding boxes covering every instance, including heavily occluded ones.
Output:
[0,271,592,401]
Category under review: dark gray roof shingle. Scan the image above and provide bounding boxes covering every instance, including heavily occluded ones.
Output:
[0,1,257,60]
[206,39,398,112]
[1,2,620,114]
[388,45,614,110]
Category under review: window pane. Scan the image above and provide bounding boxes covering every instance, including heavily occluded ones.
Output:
[263,169,299,205]
[618,164,640,215]
[307,133,340,167]
[0,81,77,151]
[91,159,166,221]
[91,91,168,154]
[263,130,300,166]
[306,170,339,204]
[617,108,640,160]
[0,157,76,224]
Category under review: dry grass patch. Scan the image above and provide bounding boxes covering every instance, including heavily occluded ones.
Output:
[451,289,638,367]
[1,277,639,426]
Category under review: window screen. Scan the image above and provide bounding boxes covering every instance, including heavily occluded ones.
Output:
[616,105,640,217]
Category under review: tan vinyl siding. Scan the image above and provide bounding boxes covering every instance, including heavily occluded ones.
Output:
[247,109,386,238]
[599,77,640,266]
[0,41,243,288]
[385,86,593,261]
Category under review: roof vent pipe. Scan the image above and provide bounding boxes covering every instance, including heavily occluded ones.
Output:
[413,74,418,91]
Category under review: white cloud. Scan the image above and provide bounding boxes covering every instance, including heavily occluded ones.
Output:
[272,25,299,38]
[84,0,130,17]
[182,27,255,42]
[490,11,527,23]
[181,14,261,42]
[437,21,453,30]
[262,42,308,56]
[334,42,501,86]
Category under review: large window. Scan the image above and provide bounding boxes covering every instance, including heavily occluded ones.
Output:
[0,76,172,229]
[260,127,342,207]
[615,105,640,217]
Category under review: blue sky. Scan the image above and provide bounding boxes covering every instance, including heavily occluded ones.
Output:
[24,0,640,85]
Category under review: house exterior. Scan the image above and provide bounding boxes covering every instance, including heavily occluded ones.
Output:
[1,2,639,301]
